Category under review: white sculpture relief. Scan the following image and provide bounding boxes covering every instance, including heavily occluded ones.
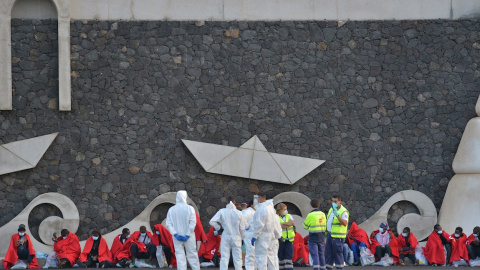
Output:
[182,136,325,185]
[0,133,58,175]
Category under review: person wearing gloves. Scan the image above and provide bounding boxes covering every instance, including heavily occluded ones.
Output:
[397,227,419,266]
[242,199,257,270]
[424,224,453,266]
[251,192,282,270]
[277,203,295,270]
[2,224,40,270]
[467,227,480,260]
[326,195,349,270]
[77,229,115,268]
[209,196,246,270]
[303,199,326,270]
[165,190,200,270]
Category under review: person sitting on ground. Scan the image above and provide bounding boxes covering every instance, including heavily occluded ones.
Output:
[78,229,115,268]
[53,229,81,269]
[370,222,398,261]
[111,228,130,264]
[397,227,419,266]
[198,227,221,267]
[292,226,309,267]
[2,224,40,270]
[153,223,177,267]
[347,222,370,266]
[115,226,156,268]
[467,226,480,260]
[450,227,469,265]
[424,224,454,266]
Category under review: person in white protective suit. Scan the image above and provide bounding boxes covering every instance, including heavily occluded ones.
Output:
[242,198,258,270]
[251,192,282,270]
[165,190,200,270]
[209,196,246,270]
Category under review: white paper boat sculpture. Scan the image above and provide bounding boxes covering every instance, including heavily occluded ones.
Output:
[0,133,58,175]
[182,135,325,185]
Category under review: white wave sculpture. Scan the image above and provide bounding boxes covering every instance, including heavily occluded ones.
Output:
[182,135,325,185]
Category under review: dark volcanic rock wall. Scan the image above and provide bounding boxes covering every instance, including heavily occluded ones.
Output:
[1,19,479,239]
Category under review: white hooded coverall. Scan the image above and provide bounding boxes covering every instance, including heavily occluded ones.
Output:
[209,201,246,270]
[166,191,200,270]
[252,199,282,270]
[243,206,256,270]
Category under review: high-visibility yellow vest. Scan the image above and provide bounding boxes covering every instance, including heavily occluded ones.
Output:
[327,205,349,239]
[278,214,294,242]
[302,209,326,233]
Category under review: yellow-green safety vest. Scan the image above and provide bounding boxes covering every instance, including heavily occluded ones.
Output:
[278,214,294,242]
[326,205,349,239]
[302,209,326,233]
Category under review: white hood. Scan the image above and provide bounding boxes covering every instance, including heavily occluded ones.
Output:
[176,190,188,204]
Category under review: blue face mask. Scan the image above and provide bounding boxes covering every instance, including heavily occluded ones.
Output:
[474,234,478,237]
[214,231,218,236]
[92,236,99,240]
[332,202,338,209]
[141,233,146,237]
[402,233,407,237]
[19,232,25,236]
[379,228,384,233]
[437,230,443,234]
[156,231,160,235]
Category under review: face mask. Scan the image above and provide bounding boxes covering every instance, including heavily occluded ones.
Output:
[332,202,338,209]
[402,233,407,237]
[156,231,160,235]
[19,232,25,236]
[284,210,288,215]
[379,228,384,233]
[454,234,460,238]
[437,230,443,234]
[474,234,478,237]
[214,231,218,236]
[141,233,146,236]
[92,236,99,240]
[126,235,130,239]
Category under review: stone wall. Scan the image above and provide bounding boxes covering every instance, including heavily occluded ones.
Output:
[1,19,479,239]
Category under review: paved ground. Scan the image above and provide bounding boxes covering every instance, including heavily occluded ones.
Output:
[77,267,470,269]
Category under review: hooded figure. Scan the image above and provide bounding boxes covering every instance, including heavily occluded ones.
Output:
[2,225,40,270]
[153,224,177,267]
[165,190,200,270]
[424,225,454,266]
[347,222,370,266]
[209,199,246,270]
[242,199,257,270]
[198,227,221,264]
[251,195,282,270]
[78,229,114,268]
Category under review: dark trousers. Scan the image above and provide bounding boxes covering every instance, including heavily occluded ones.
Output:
[326,235,344,270]
[375,244,392,260]
[445,244,452,265]
[17,248,30,261]
[399,253,417,263]
[309,241,326,270]
[130,243,156,260]
[59,258,71,268]
[278,240,294,270]
[468,245,480,260]
[162,246,172,266]
[77,255,98,268]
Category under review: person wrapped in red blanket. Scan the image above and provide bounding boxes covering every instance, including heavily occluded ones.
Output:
[153,224,177,267]
[2,224,40,270]
[467,227,480,260]
[370,222,399,262]
[450,227,469,264]
[77,229,115,268]
[424,224,454,266]
[53,229,81,268]
[347,222,370,266]
[198,227,221,266]
[115,226,156,268]
[110,228,130,263]
[195,212,207,242]
[292,227,309,267]
[397,227,419,266]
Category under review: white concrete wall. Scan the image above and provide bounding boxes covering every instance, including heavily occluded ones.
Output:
[8,0,480,20]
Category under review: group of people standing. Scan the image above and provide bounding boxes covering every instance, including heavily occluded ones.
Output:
[3,190,479,270]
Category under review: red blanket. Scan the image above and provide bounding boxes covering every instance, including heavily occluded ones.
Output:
[467,234,478,246]
[110,234,126,262]
[114,231,154,261]
[198,227,221,260]
[80,236,113,263]
[54,233,81,265]
[194,213,207,242]
[153,224,177,267]
[293,232,309,265]
[424,230,454,265]
[370,229,399,262]
[304,235,309,246]
[450,233,469,263]
[2,233,40,270]
[347,222,370,249]
[397,233,418,255]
